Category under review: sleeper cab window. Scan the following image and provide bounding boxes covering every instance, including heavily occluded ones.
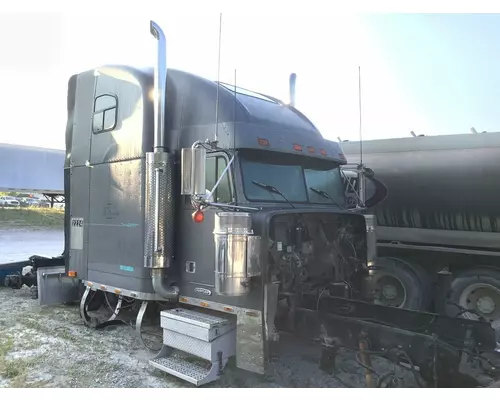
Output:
[93,94,118,134]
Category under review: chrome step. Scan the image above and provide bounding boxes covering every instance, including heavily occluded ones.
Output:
[150,353,220,386]
[149,307,236,386]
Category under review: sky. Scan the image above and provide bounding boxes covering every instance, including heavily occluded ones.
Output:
[1,11,500,149]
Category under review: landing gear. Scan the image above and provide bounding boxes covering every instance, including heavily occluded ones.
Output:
[444,267,500,343]
[364,257,432,311]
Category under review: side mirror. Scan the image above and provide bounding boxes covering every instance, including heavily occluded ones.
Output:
[181,147,206,196]
[364,177,388,208]
[362,167,375,179]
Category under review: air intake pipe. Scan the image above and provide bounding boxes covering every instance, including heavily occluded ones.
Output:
[144,20,178,300]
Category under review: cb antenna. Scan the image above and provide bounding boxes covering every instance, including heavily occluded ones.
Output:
[357,65,366,207]
[358,65,363,166]
[215,13,223,144]
[233,68,237,147]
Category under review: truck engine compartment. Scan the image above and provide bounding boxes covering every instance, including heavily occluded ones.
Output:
[268,212,368,302]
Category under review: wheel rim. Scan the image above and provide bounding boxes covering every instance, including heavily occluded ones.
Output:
[372,273,407,308]
[459,283,500,324]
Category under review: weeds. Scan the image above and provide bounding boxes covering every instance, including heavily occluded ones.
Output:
[0,208,64,227]
[0,334,47,387]
[0,336,14,358]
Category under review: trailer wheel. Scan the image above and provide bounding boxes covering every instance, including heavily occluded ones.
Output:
[444,267,500,342]
[366,257,431,311]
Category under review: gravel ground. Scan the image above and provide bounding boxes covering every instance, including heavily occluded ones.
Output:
[0,287,422,388]
[0,227,420,388]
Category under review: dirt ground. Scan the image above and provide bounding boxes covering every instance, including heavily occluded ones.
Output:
[0,286,424,388]
[0,227,420,388]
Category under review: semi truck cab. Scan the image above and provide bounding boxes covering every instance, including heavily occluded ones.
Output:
[60,21,378,384]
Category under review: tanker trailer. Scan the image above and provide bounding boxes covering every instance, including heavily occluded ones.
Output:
[340,132,500,341]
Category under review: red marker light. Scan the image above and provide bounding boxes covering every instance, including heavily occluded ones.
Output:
[293,144,303,151]
[257,138,269,146]
[192,209,205,223]
[320,149,327,156]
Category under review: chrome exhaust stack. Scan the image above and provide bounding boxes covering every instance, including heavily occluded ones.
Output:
[150,21,167,153]
[144,20,178,300]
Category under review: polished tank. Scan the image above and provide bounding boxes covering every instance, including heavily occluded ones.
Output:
[340,132,500,250]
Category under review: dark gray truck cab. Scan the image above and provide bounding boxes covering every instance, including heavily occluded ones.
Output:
[65,64,369,299]
[63,59,378,383]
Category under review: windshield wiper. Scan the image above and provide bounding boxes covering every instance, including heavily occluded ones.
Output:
[252,181,295,208]
[309,187,345,210]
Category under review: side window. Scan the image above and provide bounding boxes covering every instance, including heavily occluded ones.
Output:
[206,156,232,203]
[205,158,217,195]
[93,94,118,134]
[215,157,232,202]
[183,155,233,207]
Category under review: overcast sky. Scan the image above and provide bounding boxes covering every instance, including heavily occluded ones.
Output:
[1,11,500,149]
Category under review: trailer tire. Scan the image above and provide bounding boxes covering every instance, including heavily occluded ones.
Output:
[368,257,431,311]
[444,267,500,342]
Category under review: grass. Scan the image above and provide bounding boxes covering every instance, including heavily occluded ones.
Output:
[0,331,48,387]
[0,336,14,359]
[0,207,64,228]
[0,336,22,382]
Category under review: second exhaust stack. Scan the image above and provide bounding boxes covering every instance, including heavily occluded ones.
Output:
[289,73,297,107]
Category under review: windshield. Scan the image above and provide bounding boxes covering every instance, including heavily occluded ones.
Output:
[240,150,346,206]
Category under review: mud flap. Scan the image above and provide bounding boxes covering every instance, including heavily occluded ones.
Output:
[235,282,280,375]
[37,266,80,306]
[264,282,280,359]
[236,308,265,374]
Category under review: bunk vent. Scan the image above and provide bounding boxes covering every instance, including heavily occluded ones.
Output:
[149,308,236,386]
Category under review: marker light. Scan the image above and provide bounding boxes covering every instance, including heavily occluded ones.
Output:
[293,144,303,151]
[307,146,316,153]
[192,209,205,223]
[320,149,327,156]
[257,138,269,146]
